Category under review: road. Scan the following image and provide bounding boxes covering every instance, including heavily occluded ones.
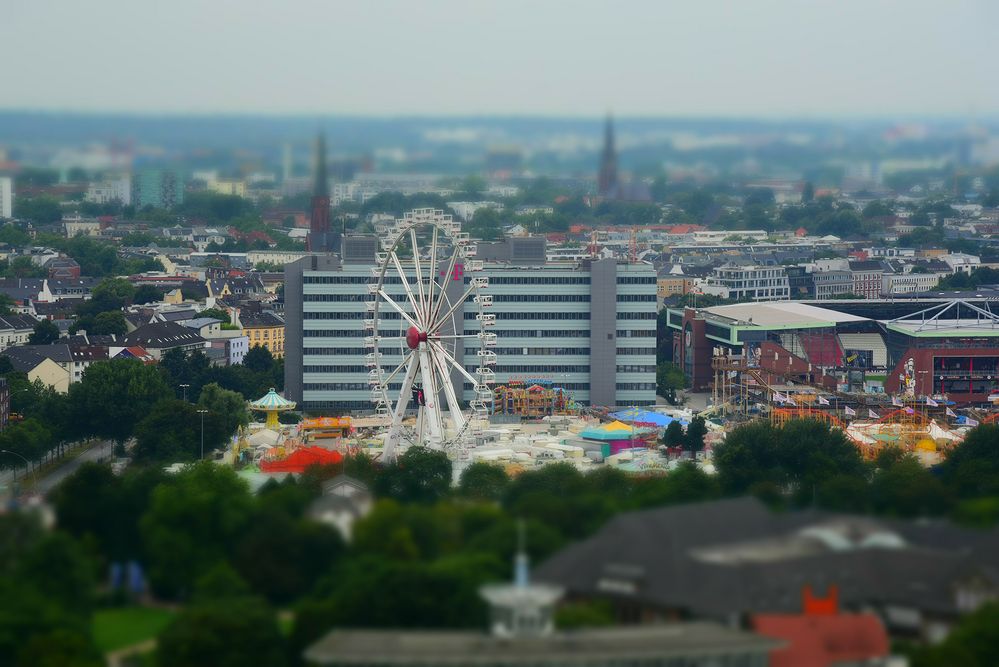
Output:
[32,442,110,496]
[1,441,112,499]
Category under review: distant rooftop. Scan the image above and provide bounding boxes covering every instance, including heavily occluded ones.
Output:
[701,302,868,329]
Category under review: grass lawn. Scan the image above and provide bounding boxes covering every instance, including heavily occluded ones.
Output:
[93,606,177,653]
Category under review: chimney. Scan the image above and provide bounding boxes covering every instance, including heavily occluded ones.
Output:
[803,584,839,615]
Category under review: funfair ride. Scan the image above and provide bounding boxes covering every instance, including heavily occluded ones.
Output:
[365,209,496,461]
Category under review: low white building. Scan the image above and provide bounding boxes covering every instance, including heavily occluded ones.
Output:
[702,264,789,301]
[0,176,12,219]
[882,271,947,295]
[941,253,981,275]
[85,175,131,205]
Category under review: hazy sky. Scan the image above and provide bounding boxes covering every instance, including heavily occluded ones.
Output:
[3,0,996,118]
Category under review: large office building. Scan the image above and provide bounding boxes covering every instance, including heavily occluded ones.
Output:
[132,168,185,209]
[284,237,657,414]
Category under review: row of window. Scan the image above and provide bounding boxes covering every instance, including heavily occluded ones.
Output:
[617,312,657,320]
[303,293,419,302]
[305,312,404,320]
[616,276,657,284]
[616,348,656,355]
[302,329,406,340]
[491,347,590,355]
[616,294,657,302]
[616,365,656,373]
[492,294,590,302]
[465,329,591,338]
[617,330,656,338]
[467,364,591,373]
[304,365,372,373]
[616,382,657,390]
[465,312,591,320]
[304,347,367,356]
[487,276,590,285]
[304,275,422,285]
[304,382,403,391]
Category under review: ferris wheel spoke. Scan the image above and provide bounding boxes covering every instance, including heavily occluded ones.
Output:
[390,252,423,326]
[430,340,479,388]
[431,282,477,334]
[384,355,421,462]
[417,345,444,443]
[378,290,420,329]
[426,225,439,327]
[382,350,416,385]
[428,344,468,433]
[410,228,428,323]
[430,247,459,325]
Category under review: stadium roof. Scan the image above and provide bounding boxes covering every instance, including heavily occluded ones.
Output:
[701,302,869,330]
[886,299,999,338]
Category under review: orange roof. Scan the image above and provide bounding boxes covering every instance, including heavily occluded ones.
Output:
[752,614,889,667]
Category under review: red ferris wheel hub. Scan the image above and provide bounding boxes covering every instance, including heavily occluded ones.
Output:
[406,326,428,350]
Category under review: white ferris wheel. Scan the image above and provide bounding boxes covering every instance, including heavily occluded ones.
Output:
[364,209,496,461]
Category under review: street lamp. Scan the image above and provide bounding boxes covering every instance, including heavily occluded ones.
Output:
[197,409,208,460]
[180,384,190,402]
[0,449,36,490]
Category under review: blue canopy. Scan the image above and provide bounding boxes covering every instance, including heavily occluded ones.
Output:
[610,408,686,428]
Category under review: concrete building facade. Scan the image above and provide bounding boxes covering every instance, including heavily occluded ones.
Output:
[284,252,657,414]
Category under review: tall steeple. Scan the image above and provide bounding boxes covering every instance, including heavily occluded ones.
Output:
[597,112,618,197]
[313,131,329,198]
[307,131,333,252]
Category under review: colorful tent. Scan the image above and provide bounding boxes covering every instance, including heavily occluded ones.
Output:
[580,420,654,441]
[249,388,296,429]
[610,408,687,428]
[260,446,343,473]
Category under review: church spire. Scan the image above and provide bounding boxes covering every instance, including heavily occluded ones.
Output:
[313,131,329,198]
[597,112,618,197]
[307,130,332,252]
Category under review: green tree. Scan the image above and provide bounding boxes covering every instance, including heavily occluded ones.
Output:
[28,319,61,345]
[198,307,231,323]
[67,359,172,447]
[869,451,952,517]
[134,284,165,304]
[141,463,255,598]
[656,362,687,404]
[458,462,510,502]
[232,509,345,605]
[466,207,505,241]
[2,256,47,278]
[243,344,275,374]
[16,629,104,667]
[14,195,62,223]
[683,416,707,453]
[663,420,685,447]
[134,399,230,463]
[90,310,128,336]
[909,602,999,667]
[942,425,999,499]
[197,382,250,437]
[156,564,287,667]
[375,447,452,504]
[714,419,866,505]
